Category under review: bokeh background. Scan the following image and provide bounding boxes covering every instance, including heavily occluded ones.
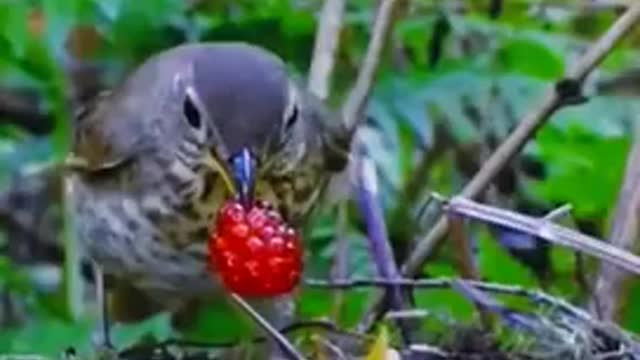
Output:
[1,0,640,357]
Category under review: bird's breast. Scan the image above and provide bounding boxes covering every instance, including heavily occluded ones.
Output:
[68,146,329,296]
[67,155,227,296]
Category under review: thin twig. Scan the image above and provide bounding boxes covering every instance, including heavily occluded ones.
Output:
[451,280,540,332]
[448,215,480,281]
[590,126,640,321]
[305,277,591,321]
[229,294,305,360]
[307,0,345,100]
[341,0,404,132]
[544,204,574,222]
[448,216,494,328]
[446,196,640,276]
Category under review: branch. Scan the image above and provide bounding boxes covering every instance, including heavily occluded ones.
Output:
[451,280,538,331]
[229,294,305,360]
[402,1,640,279]
[341,0,404,132]
[590,130,640,321]
[446,197,640,276]
[307,0,345,100]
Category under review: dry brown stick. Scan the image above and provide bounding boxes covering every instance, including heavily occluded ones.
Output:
[448,214,494,328]
[341,0,404,132]
[307,0,345,100]
[589,128,640,321]
[449,214,481,281]
[358,3,640,331]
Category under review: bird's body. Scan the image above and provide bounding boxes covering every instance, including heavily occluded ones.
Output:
[66,42,350,321]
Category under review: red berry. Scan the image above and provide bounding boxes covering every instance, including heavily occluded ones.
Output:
[208,199,303,297]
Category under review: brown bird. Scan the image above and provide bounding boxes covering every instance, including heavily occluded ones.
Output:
[64,42,351,346]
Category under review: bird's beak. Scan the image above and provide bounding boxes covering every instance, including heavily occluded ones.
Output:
[229,147,257,208]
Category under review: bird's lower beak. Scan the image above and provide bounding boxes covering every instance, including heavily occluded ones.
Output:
[229,148,257,208]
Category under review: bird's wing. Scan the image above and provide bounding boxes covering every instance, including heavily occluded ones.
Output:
[66,89,139,174]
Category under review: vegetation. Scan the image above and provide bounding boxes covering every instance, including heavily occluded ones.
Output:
[2,0,640,358]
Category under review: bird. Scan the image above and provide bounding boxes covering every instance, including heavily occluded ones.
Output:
[63,42,351,347]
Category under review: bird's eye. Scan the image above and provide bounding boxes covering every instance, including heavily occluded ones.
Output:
[284,104,298,130]
[183,95,201,129]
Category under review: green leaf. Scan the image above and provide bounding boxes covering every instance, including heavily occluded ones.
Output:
[0,2,30,58]
[495,37,564,79]
[415,261,476,322]
[0,315,94,356]
[547,246,580,300]
[177,299,255,342]
[622,279,640,333]
[111,313,173,349]
[478,230,538,287]
[531,123,630,219]
[413,287,476,322]
[296,288,333,320]
[338,289,376,328]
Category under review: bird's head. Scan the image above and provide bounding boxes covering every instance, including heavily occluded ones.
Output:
[67,43,312,203]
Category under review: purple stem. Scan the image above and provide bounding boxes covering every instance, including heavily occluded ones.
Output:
[353,155,411,342]
[452,280,540,332]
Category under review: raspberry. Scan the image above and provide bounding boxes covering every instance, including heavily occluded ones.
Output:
[208,199,303,297]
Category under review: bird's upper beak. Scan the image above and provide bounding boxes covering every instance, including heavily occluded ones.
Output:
[229,147,257,208]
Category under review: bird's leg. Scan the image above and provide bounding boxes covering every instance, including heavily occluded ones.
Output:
[92,261,114,350]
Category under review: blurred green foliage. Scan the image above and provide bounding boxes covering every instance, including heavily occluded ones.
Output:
[1,0,640,357]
